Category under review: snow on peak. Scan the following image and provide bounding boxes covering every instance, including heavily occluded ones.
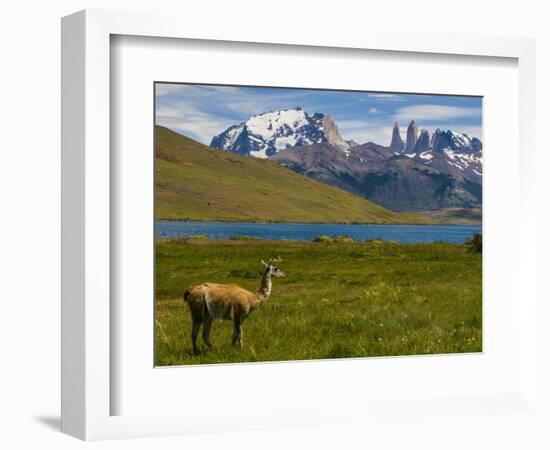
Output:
[210,108,349,158]
[246,108,309,142]
[419,151,433,161]
[449,130,473,149]
[431,128,482,153]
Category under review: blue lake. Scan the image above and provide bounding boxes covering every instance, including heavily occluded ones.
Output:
[156,221,481,244]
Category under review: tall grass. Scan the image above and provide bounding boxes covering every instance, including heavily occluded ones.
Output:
[155,239,482,366]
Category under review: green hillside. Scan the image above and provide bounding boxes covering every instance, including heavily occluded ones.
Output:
[155,126,432,224]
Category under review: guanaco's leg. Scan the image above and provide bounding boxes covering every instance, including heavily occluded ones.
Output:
[237,322,243,348]
[231,321,238,346]
[191,319,202,354]
[202,315,213,349]
[232,316,243,348]
[189,300,207,354]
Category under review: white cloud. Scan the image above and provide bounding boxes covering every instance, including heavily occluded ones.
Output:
[224,99,276,116]
[155,83,483,147]
[155,105,184,119]
[366,93,406,102]
[337,119,394,146]
[156,105,234,144]
[155,83,332,144]
[155,84,251,143]
[393,104,481,122]
[163,120,234,144]
[337,118,482,146]
[155,83,241,97]
[155,84,183,97]
[224,90,313,116]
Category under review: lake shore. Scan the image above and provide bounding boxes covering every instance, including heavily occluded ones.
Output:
[156,218,462,225]
[155,221,481,244]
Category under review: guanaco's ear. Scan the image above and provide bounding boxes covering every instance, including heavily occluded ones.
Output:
[261,260,268,267]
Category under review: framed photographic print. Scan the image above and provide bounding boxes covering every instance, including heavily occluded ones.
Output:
[153,83,483,366]
[62,9,539,441]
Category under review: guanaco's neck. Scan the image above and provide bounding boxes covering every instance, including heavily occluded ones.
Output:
[256,271,272,303]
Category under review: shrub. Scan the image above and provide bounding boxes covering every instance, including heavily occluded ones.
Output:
[333,236,355,243]
[229,235,259,241]
[465,233,482,253]
[313,235,332,243]
[365,238,384,244]
[313,235,355,243]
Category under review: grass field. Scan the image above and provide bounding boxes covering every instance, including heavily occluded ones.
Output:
[155,238,482,366]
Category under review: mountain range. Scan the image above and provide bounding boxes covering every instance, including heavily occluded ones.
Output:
[210,109,482,213]
[156,126,430,224]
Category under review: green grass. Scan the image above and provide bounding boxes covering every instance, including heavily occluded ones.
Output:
[155,126,432,224]
[155,238,482,366]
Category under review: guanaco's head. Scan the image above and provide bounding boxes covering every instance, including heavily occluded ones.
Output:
[261,258,286,278]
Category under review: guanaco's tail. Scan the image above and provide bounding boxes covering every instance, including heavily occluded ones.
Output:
[183,288,192,303]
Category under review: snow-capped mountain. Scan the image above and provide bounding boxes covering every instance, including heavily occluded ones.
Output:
[273,140,483,212]
[210,108,350,158]
[209,113,482,211]
[406,147,483,184]
[390,122,483,182]
[392,122,482,154]
[271,121,483,212]
[430,128,482,153]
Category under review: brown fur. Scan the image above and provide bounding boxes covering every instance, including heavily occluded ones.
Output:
[183,260,284,353]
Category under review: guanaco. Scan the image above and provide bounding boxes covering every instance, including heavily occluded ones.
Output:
[183,258,285,353]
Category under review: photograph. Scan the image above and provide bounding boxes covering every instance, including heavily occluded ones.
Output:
[154,83,483,366]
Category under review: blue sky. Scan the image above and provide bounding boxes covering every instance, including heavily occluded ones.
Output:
[155,83,482,146]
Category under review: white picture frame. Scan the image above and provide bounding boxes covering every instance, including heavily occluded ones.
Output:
[61,9,538,441]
